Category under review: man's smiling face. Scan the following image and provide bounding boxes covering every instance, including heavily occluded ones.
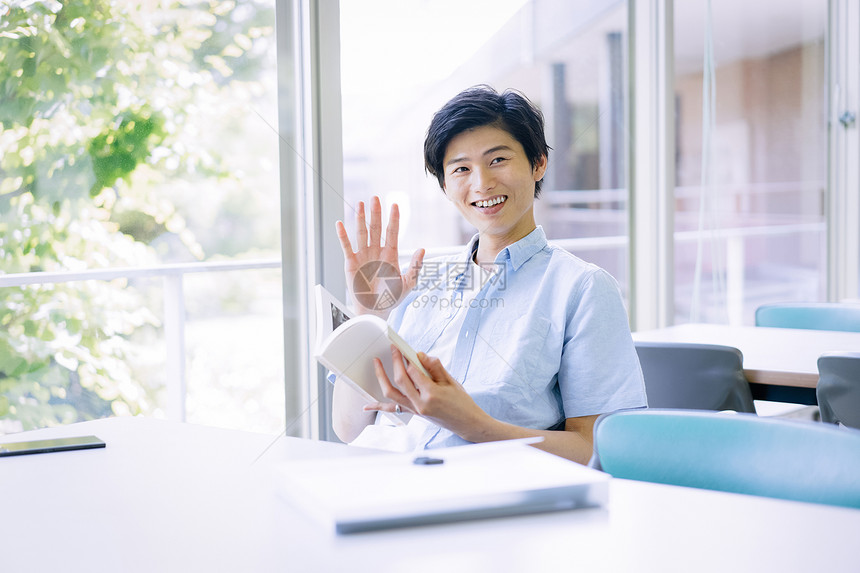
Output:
[442,124,547,246]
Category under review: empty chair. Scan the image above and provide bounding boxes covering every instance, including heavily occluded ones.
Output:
[635,341,756,413]
[817,352,860,429]
[594,409,860,509]
[755,302,860,332]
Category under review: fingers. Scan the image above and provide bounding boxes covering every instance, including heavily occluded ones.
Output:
[373,357,411,409]
[352,197,395,250]
[356,201,368,249]
[403,248,425,291]
[417,351,447,381]
[362,400,404,414]
[335,221,357,267]
[362,402,408,414]
[387,346,426,401]
[369,196,383,247]
[384,203,400,251]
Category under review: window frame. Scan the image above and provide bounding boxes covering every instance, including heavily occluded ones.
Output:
[827,0,860,302]
[278,0,346,440]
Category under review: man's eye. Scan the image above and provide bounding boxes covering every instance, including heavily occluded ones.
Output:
[490,157,508,165]
[452,166,469,173]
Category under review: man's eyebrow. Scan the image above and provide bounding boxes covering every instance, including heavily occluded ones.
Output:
[445,145,515,167]
[482,145,514,156]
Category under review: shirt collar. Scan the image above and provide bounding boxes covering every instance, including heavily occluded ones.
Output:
[461,226,548,272]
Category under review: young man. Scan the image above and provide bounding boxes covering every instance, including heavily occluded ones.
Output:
[333,86,646,463]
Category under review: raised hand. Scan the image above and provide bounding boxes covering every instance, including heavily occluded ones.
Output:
[335,196,425,317]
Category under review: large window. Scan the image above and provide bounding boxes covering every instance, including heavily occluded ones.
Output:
[339,0,631,295]
[4,0,857,439]
[672,0,828,324]
[0,0,284,433]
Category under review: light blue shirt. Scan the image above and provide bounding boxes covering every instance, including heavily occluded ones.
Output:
[389,226,647,449]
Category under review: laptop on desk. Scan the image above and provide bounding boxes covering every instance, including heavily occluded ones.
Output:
[276,438,609,534]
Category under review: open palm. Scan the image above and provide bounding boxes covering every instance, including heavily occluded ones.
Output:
[336,196,424,317]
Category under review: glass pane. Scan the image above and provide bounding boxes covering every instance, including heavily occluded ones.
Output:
[0,0,283,433]
[673,0,827,325]
[339,0,630,294]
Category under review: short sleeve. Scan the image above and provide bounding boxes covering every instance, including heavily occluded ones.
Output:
[558,269,647,417]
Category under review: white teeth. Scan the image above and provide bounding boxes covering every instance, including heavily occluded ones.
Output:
[475,196,506,208]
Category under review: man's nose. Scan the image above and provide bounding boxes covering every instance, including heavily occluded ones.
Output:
[472,166,495,192]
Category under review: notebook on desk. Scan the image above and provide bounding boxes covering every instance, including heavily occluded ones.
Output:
[276,439,609,534]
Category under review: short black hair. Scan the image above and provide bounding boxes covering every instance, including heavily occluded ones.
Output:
[423,85,551,197]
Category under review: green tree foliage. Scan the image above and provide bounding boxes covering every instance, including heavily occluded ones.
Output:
[0,0,275,430]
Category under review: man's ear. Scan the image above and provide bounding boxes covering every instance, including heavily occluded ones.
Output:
[533,154,548,182]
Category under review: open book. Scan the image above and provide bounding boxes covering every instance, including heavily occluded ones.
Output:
[314,284,428,426]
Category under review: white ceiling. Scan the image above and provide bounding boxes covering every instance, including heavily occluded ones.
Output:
[673,0,827,74]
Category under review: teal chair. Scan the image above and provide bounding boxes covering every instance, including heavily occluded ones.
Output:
[595,409,860,510]
[755,302,860,332]
[817,352,860,429]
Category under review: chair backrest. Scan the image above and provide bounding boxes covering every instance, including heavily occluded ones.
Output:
[817,352,860,429]
[635,341,755,413]
[755,302,860,332]
[595,409,860,509]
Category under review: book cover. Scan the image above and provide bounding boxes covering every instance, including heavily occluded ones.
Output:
[313,284,428,426]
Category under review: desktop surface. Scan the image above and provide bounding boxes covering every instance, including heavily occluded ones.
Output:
[633,323,860,404]
[633,323,860,386]
[2,417,858,572]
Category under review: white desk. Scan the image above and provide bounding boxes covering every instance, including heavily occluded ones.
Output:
[2,418,859,572]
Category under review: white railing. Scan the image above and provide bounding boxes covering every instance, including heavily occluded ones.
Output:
[413,222,824,260]
[0,259,281,422]
[408,221,826,326]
